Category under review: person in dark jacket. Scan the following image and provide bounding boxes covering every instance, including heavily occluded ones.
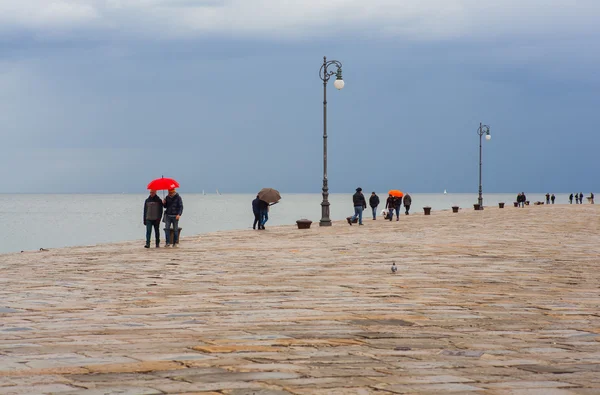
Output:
[347,187,367,225]
[385,194,396,221]
[551,194,555,204]
[545,193,550,204]
[403,193,412,215]
[393,195,402,221]
[257,199,269,229]
[369,192,380,220]
[575,193,579,204]
[143,190,163,248]
[579,192,584,204]
[590,192,595,204]
[252,195,261,229]
[163,188,183,247]
[569,193,573,204]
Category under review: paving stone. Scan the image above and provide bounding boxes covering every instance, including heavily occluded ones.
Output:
[515,364,579,374]
[85,361,185,374]
[59,388,163,395]
[483,380,579,389]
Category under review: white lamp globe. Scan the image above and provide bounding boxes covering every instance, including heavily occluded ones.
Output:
[485,134,491,141]
[333,79,345,90]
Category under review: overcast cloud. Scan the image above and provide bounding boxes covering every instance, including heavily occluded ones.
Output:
[0,1,598,194]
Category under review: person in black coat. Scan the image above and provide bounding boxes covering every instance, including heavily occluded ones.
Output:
[369,192,380,220]
[385,194,396,221]
[545,193,550,204]
[252,195,261,229]
[257,199,269,230]
[579,192,584,204]
[348,187,367,225]
[569,193,573,204]
[143,190,163,248]
[163,189,183,246]
[403,193,412,215]
[551,194,555,204]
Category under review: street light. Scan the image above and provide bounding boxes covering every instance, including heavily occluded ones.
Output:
[319,56,344,226]
[477,122,491,209]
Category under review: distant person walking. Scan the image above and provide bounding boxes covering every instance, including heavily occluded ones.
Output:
[163,188,183,247]
[545,193,550,204]
[394,195,402,221]
[551,194,555,204]
[257,199,269,230]
[347,187,367,226]
[575,193,579,204]
[569,193,574,204]
[385,194,396,221]
[143,190,163,248]
[369,192,380,220]
[517,192,526,208]
[252,195,261,230]
[579,192,584,204]
[590,192,595,204]
[403,193,412,215]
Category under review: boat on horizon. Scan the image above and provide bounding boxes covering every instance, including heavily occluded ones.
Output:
[444,189,447,194]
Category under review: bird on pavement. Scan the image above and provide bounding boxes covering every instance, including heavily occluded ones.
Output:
[391,262,397,273]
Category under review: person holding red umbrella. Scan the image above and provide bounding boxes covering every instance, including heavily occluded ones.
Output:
[163,188,183,247]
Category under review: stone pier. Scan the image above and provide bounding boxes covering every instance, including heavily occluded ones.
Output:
[1,205,599,394]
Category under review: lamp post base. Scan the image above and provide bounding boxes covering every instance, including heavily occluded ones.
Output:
[319,220,332,227]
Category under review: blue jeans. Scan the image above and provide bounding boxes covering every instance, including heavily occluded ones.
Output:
[260,209,269,226]
[395,204,401,219]
[371,206,377,219]
[164,215,179,244]
[351,206,363,225]
[145,219,160,245]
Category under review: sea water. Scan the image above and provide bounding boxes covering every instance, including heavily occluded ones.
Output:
[0,192,571,254]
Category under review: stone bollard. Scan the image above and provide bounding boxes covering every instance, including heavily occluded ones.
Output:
[499,202,505,208]
[452,206,459,213]
[473,204,481,211]
[296,219,312,229]
[513,202,519,207]
[423,206,432,215]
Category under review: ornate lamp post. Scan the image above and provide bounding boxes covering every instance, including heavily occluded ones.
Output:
[319,56,344,226]
[477,122,491,209]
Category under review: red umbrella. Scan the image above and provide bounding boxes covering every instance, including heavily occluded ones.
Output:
[388,190,404,198]
[147,177,180,191]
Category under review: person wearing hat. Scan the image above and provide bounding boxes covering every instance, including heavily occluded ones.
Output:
[347,187,367,226]
[163,188,184,247]
[369,192,380,220]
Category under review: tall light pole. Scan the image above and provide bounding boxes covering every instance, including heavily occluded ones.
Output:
[319,56,344,226]
[477,122,491,209]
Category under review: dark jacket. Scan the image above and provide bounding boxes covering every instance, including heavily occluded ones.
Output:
[369,194,380,208]
[164,193,184,216]
[257,199,269,212]
[252,198,261,214]
[353,192,367,208]
[386,196,396,209]
[403,194,412,206]
[144,195,163,222]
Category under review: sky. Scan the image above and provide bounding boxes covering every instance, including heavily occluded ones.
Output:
[1,0,599,194]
